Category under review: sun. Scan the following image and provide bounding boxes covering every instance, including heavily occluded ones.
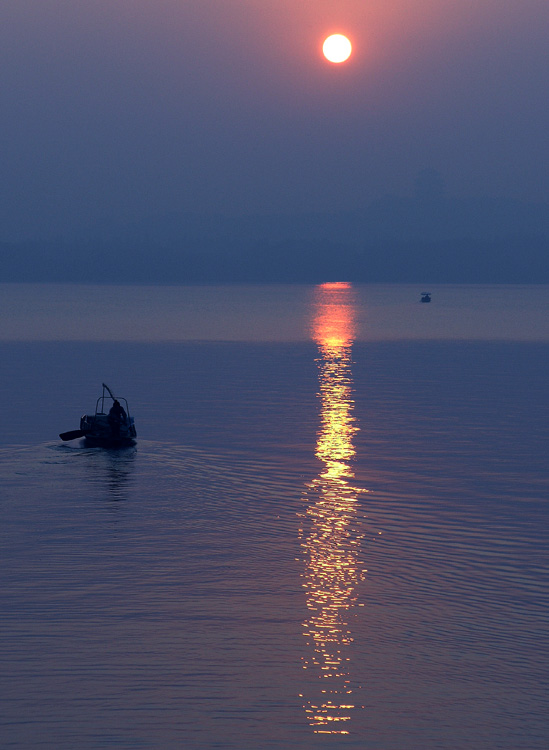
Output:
[322,34,352,64]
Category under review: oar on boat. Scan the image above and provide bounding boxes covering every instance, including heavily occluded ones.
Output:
[59,429,86,441]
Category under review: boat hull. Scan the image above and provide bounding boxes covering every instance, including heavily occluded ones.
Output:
[80,413,137,447]
[82,435,136,448]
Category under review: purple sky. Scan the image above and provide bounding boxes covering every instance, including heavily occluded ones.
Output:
[1,0,548,240]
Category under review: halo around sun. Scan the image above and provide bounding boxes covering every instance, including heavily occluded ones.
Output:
[322,34,352,64]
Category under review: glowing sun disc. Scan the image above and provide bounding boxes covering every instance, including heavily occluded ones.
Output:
[323,34,352,64]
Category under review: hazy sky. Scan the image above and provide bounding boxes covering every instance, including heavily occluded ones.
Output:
[2,0,548,240]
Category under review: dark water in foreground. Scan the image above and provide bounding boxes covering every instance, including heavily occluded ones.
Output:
[1,285,548,749]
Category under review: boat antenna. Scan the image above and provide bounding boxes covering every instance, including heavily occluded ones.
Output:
[102,383,116,400]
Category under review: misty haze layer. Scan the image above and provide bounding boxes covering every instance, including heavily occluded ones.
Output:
[1,1,548,282]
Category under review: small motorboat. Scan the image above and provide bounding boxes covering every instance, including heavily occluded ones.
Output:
[420,292,432,303]
[60,383,137,446]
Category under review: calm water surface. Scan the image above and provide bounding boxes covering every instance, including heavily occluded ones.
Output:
[1,284,548,749]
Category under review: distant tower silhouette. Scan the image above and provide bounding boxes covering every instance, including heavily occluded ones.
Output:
[415,169,445,205]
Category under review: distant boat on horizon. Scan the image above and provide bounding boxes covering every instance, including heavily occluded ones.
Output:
[421,292,432,303]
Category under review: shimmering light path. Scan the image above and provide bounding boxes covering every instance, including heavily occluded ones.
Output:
[299,283,369,733]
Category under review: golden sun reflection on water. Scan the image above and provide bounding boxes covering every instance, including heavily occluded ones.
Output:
[299,282,367,734]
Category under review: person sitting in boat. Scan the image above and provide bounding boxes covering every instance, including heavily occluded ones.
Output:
[108,400,127,436]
